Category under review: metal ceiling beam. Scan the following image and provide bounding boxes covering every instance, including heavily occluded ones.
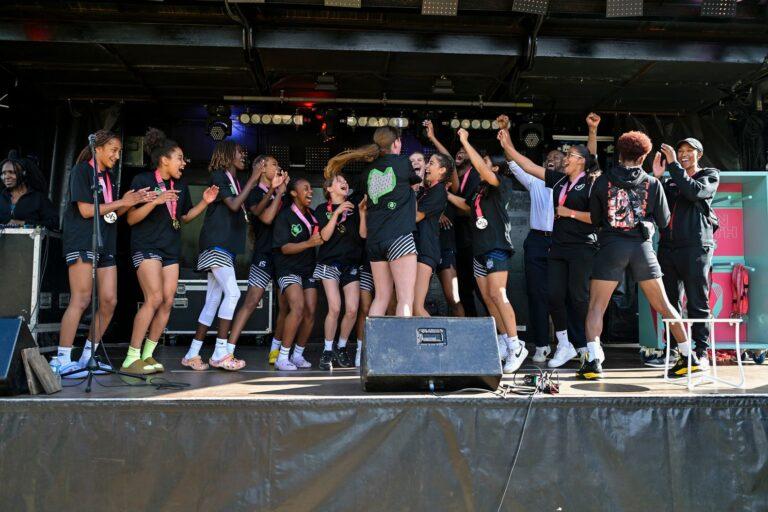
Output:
[0,22,766,65]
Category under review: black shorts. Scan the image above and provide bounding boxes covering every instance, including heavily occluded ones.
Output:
[417,254,438,271]
[248,252,275,290]
[65,250,116,269]
[591,240,662,282]
[367,233,417,262]
[277,273,319,293]
[437,248,456,271]
[131,250,178,269]
[473,249,514,278]
[313,263,361,287]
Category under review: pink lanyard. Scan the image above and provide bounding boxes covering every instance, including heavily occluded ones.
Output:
[154,170,177,220]
[225,171,247,216]
[291,204,319,235]
[473,190,485,219]
[89,159,113,203]
[558,172,585,207]
[460,168,474,194]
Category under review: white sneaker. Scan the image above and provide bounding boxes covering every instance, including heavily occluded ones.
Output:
[58,361,88,379]
[497,336,508,363]
[548,343,578,368]
[697,353,710,371]
[503,344,528,374]
[290,354,312,369]
[596,344,606,364]
[532,346,551,363]
[275,359,298,371]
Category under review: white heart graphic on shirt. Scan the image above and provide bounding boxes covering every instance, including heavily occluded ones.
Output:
[367,167,396,205]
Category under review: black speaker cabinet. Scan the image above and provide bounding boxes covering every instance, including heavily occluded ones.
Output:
[0,317,37,395]
[361,316,502,392]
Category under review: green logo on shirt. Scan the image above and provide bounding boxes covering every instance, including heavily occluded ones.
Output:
[154,187,163,194]
[291,224,302,237]
[326,211,333,220]
[387,201,397,210]
[367,167,396,205]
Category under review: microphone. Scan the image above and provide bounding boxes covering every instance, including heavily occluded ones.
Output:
[88,134,97,145]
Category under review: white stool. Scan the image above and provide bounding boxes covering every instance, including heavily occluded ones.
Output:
[662,318,745,391]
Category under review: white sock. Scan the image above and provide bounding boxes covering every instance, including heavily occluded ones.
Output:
[227,343,237,355]
[555,330,569,346]
[338,338,347,349]
[277,345,290,362]
[678,341,691,357]
[324,339,334,351]
[356,340,362,355]
[506,335,521,353]
[185,339,204,360]
[293,345,305,358]
[79,339,93,362]
[213,338,228,360]
[56,346,72,364]
[587,340,601,361]
[270,338,281,352]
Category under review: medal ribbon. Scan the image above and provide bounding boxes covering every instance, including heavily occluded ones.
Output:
[558,172,585,207]
[154,169,177,220]
[292,204,319,236]
[89,158,113,204]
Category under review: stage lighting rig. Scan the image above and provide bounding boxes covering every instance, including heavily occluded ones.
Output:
[519,122,544,149]
[206,104,231,141]
[606,0,643,18]
[701,0,738,18]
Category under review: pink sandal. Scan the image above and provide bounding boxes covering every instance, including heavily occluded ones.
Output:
[209,353,246,371]
[181,356,210,371]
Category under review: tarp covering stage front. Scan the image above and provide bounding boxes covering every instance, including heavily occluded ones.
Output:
[1,395,767,511]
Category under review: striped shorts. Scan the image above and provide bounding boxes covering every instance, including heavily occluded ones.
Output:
[313,263,361,287]
[248,264,272,290]
[196,248,234,273]
[473,249,514,278]
[277,274,319,293]
[359,266,374,293]
[65,250,116,269]
[367,233,418,262]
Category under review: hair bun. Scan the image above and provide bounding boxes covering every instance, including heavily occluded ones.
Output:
[144,128,167,155]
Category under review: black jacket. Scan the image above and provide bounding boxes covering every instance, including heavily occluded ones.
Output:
[659,164,719,249]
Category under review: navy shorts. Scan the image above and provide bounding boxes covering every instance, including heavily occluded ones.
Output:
[131,251,178,269]
[313,263,361,287]
[592,240,662,282]
[437,248,456,272]
[65,250,116,269]
[473,249,514,278]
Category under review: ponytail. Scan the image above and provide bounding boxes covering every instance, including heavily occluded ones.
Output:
[324,126,401,179]
[75,129,119,165]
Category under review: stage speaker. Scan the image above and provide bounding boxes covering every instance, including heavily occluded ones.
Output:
[361,316,502,392]
[0,317,37,395]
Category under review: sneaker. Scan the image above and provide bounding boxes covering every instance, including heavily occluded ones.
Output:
[667,354,701,379]
[268,349,279,365]
[319,350,334,371]
[596,343,606,365]
[121,359,155,376]
[697,352,710,371]
[334,347,352,368]
[290,354,312,369]
[641,348,667,368]
[548,343,577,369]
[58,361,88,379]
[503,344,528,374]
[275,358,298,371]
[497,336,508,363]
[577,355,603,380]
[532,346,551,363]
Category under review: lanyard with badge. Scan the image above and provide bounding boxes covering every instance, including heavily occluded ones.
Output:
[473,188,488,230]
[90,159,117,224]
[557,172,586,214]
[291,204,319,237]
[225,170,249,223]
[154,169,180,230]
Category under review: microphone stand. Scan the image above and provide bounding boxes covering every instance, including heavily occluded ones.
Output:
[59,134,148,391]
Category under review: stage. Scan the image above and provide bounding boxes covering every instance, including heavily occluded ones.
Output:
[2,346,767,511]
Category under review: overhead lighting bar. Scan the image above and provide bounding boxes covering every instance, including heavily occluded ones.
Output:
[511,0,550,15]
[701,0,738,18]
[342,117,410,129]
[443,119,500,130]
[324,0,361,7]
[224,95,535,109]
[238,114,303,126]
[421,0,458,16]
[606,0,643,18]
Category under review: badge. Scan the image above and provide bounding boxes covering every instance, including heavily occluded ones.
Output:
[172,219,181,230]
[475,217,488,230]
[291,224,303,237]
[103,212,117,224]
[154,187,163,194]
[387,201,397,210]
[326,212,333,220]
[486,259,494,269]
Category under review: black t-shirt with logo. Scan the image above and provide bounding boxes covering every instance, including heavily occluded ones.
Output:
[468,174,515,257]
[454,167,481,250]
[272,204,318,276]
[314,201,362,266]
[416,184,447,264]
[247,184,284,256]
[62,161,118,255]
[364,154,419,245]
[545,169,598,247]
[129,171,193,259]
[198,169,247,255]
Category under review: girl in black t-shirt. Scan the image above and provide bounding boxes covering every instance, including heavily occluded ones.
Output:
[0,152,58,229]
[123,129,218,376]
[324,127,420,317]
[183,141,260,372]
[313,174,364,370]
[449,129,526,374]
[53,131,151,379]
[413,153,456,317]
[498,113,601,370]
[272,178,324,371]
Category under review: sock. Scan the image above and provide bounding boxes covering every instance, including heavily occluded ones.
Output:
[122,346,141,368]
[293,345,305,359]
[356,340,362,355]
[277,345,290,362]
[577,347,588,357]
[141,338,158,360]
[587,340,601,361]
[212,338,228,360]
[555,330,569,346]
[185,339,204,361]
[227,343,237,355]
[337,338,347,349]
[56,346,73,364]
[79,339,94,362]
[324,339,333,351]
[678,341,691,357]
[506,335,521,353]
[270,338,281,352]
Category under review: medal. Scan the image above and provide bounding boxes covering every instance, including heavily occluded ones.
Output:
[103,212,117,224]
[473,189,487,230]
[475,217,488,230]
[172,219,181,230]
[154,170,181,230]
[94,164,116,225]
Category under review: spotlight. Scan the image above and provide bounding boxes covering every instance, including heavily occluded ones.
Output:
[250,113,261,124]
[206,105,231,141]
[359,117,369,127]
[261,114,272,124]
[238,112,251,124]
[471,119,481,129]
[701,0,738,18]
[519,122,544,149]
[481,120,491,129]
[491,120,500,130]
[273,115,284,125]
[449,118,460,129]
[606,0,642,17]
[346,116,358,127]
[389,118,409,128]
[460,119,471,129]
[208,121,230,141]
[378,117,388,127]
